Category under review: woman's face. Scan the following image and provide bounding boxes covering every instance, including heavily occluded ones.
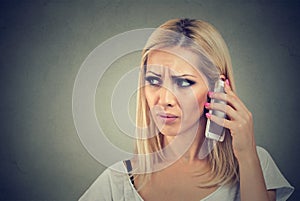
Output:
[144,47,209,137]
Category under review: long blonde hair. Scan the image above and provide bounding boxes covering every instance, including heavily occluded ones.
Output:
[134,18,239,187]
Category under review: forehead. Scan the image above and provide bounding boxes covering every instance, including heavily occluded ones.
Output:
[147,47,202,75]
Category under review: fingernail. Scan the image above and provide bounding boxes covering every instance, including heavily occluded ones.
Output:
[208,91,213,97]
[204,102,210,108]
[205,113,211,118]
[225,79,230,86]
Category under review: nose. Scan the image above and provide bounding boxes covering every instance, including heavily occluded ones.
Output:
[158,86,177,107]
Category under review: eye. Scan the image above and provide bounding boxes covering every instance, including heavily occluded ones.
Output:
[175,78,195,87]
[145,76,162,86]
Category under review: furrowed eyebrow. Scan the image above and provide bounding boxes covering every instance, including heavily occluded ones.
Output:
[145,71,161,77]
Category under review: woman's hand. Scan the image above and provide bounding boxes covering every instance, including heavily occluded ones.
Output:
[205,79,275,201]
[205,79,257,161]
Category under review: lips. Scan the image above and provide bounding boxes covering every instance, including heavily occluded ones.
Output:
[157,113,179,124]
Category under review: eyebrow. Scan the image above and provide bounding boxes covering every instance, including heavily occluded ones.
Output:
[146,70,197,78]
[146,71,161,77]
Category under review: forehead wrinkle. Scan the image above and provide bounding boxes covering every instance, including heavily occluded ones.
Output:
[147,49,203,79]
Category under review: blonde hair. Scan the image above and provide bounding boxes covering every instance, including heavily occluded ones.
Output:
[134,18,239,188]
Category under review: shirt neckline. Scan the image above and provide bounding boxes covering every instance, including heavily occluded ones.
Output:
[121,162,224,201]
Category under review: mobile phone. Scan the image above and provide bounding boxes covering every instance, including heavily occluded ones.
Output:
[205,79,226,142]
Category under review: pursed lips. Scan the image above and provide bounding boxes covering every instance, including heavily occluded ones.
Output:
[157,113,179,124]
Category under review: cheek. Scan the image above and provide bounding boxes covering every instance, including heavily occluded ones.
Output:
[190,88,208,114]
[178,88,207,114]
[144,87,155,107]
[197,91,208,109]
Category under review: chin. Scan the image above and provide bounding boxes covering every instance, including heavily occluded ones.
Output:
[159,129,180,137]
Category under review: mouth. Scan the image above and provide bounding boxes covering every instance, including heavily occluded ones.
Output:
[157,113,179,124]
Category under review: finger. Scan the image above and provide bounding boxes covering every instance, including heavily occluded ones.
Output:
[208,79,249,113]
[208,92,238,110]
[206,112,232,130]
[224,79,251,113]
[208,90,249,113]
[205,102,239,120]
[224,79,235,96]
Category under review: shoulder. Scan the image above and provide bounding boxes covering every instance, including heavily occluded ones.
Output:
[256,146,272,168]
[91,161,129,187]
[255,146,294,201]
[79,161,131,201]
[256,146,282,178]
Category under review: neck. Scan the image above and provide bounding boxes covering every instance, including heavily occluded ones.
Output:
[163,117,207,164]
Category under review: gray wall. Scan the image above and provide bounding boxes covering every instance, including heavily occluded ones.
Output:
[1,0,299,200]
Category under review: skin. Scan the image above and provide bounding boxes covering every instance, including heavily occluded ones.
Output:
[138,48,276,201]
[144,48,208,144]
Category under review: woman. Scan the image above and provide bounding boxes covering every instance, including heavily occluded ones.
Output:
[80,18,294,201]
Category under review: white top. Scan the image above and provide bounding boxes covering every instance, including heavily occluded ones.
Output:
[79,147,294,201]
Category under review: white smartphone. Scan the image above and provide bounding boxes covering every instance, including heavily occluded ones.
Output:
[205,79,226,142]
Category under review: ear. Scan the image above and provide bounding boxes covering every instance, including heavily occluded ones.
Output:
[219,74,226,81]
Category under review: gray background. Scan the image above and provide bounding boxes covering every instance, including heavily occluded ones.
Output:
[1,0,299,200]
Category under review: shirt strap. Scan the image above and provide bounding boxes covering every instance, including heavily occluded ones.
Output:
[124,160,135,186]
